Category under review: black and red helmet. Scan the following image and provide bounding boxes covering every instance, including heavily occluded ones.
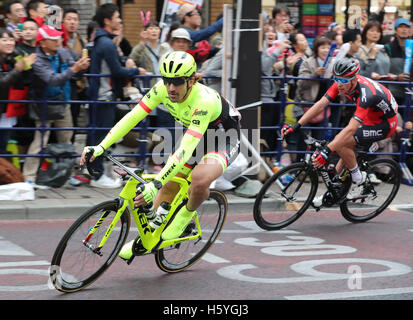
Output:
[333,58,360,78]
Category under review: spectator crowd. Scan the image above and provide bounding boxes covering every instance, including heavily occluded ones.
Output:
[1,0,413,191]
[260,2,413,179]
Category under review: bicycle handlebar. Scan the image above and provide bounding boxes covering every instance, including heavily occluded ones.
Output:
[83,149,147,185]
[304,135,327,148]
[84,148,100,178]
[105,152,147,184]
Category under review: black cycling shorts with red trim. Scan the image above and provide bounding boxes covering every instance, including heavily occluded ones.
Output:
[180,121,241,172]
[353,115,397,146]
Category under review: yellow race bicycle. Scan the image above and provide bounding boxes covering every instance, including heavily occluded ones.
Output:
[49,151,228,292]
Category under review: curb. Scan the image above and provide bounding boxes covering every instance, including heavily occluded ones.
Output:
[0,197,257,220]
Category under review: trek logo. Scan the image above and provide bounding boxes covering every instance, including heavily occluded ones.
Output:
[363,129,382,137]
[138,211,151,235]
[161,163,176,181]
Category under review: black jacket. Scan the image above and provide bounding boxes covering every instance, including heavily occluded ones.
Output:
[385,37,406,104]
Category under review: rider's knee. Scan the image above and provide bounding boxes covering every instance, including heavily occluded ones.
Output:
[190,178,211,194]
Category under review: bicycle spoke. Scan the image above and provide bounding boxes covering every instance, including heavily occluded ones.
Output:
[340,159,401,222]
[50,201,129,292]
[254,163,317,230]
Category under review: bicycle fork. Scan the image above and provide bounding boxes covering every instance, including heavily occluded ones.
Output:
[82,199,127,256]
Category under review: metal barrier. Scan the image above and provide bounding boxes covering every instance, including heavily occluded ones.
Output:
[1,73,412,184]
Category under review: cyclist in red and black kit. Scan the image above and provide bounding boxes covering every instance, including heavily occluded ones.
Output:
[281,58,398,199]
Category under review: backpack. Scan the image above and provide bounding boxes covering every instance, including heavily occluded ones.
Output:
[0,158,24,185]
[35,143,76,188]
[187,40,211,64]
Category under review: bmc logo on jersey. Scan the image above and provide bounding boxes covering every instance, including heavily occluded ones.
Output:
[361,88,367,102]
[377,100,391,113]
[363,129,383,137]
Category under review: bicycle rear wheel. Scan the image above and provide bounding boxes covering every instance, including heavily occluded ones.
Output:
[253,162,318,230]
[155,190,227,273]
[340,158,401,223]
[50,200,130,292]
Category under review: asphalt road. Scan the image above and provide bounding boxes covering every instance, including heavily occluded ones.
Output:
[1,207,413,305]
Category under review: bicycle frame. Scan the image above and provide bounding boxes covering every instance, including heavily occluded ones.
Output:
[82,172,202,256]
[126,173,202,252]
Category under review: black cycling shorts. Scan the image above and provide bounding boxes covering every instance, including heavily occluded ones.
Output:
[353,121,392,146]
[179,122,241,175]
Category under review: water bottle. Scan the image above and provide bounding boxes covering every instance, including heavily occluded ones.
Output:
[156,201,171,216]
[149,201,170,229]
[142,203,155,216]
[324,122,334,141]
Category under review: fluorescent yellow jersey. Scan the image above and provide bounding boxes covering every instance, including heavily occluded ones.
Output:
[98,80,241,186]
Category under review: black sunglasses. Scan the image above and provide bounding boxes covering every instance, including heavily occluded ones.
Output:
[186,10,200,17]
[162,76,188,86]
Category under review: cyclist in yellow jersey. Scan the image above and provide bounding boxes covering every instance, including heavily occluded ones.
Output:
[80,51,241,259]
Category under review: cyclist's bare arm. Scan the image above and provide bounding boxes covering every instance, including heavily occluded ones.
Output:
[298,96,330,128]
[281,96,330,139]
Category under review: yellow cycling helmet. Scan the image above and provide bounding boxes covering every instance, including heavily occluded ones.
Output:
[160,51,197,78]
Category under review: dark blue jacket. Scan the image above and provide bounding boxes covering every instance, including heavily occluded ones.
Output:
[185,18,223,43]
[87,28,139,100]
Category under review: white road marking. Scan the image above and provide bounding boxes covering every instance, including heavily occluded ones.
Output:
[0,238,33,256]
[201,253,230,263]
[232,221,300,233]
[0,261,49,268]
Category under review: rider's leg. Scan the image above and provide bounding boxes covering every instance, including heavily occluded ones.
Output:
[187,158,223,210]
[328,131,364,183]
[162,156,224,240]
[153,172,186,209]
[330,136,357,169]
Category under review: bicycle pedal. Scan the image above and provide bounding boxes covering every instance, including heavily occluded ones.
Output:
[126,255,135,265]
[132,237,147,256]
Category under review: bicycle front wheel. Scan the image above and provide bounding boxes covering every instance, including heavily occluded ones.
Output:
[50,200,130,292]
[253,162,318,230]
[340,158,401,223]
[155,190,227,273]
